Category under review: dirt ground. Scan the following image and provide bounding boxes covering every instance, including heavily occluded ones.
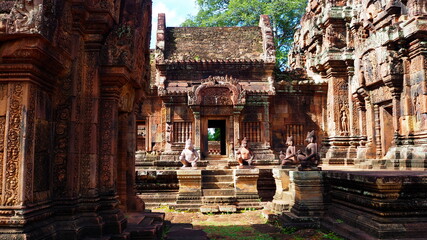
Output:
[156,208,343,240]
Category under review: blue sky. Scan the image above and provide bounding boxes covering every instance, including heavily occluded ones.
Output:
[151,0,199,48]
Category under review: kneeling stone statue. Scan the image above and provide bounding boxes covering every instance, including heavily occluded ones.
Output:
[179,139,199,168]
[297,130,321,171]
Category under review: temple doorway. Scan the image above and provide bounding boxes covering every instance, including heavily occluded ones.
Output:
[207,119,227,156]
[380,105,393,157]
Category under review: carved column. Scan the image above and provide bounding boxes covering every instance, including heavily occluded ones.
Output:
[98,86,126,233]
[79,51,100,196]
[193,111,201,152]
[392,92,401,137]
[263,102,271,148]
[324,72,352,161]
[233,107,243,148]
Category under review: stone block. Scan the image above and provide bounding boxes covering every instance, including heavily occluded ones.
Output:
[234,168,260,195]
[219,205,237,213]
[200,205,219,213]
[177,170,202,196]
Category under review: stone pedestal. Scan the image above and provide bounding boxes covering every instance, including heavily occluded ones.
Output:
[269,168,295,213]
[279,171,324,228]
[175,170,202,210]
[233,168,260,209]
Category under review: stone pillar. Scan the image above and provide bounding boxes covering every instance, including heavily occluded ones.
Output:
[176,170,202,210]
[392,92,401,139]
[263,102,271,148]
[233,108,242,147]
[234,168,260,207]
[98,88,126,233]
[194,112,201,152]
[324,75,352,161]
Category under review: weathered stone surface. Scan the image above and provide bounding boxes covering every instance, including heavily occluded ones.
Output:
[177,170,202,195]
[288,0,427,167]
[322,171,427,240]
[0,0,152,239]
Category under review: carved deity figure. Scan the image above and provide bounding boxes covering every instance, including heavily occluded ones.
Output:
[179,139,199,168]
[341,109,349,134]
[280,136,298,165]
[297,131,320,170]
[235,137,254,166]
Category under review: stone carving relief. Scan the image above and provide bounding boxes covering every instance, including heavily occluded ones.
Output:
[4,83,23,206]
[340,105,349,135]
[102,23,134,67]
[2,0,43,34]
[370,86,392,104]
[0,84,7,198]
[201,87,233,105]
[188,76,246,106]
[119,84,135,113]
[362,49,381,85]
[25,85,35,203]
[381,50,403,86]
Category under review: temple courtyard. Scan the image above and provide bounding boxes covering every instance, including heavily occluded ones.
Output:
[1,0,427,239]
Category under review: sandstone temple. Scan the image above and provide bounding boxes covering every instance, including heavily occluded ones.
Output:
[0,0,427,239]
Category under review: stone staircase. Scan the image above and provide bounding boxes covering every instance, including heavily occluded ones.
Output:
[205,155,231,169]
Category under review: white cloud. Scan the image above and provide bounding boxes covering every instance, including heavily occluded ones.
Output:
[150,0,199,48]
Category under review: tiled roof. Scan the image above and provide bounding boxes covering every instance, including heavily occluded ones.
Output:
[164,26,263,61]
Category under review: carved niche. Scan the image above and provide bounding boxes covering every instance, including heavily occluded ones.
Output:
[188,76,246,106]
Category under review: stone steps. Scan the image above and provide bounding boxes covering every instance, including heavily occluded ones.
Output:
[202,175,233,182]
[202,189,235,196]
[202,169,234,175]
[202,196,236,204]
[202,182,234,189]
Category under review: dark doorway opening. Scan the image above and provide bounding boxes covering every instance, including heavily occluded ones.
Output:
[208,120,226,155]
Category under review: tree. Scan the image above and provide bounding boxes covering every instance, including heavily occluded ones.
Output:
[182,0,307,70]
[208,128,221,141]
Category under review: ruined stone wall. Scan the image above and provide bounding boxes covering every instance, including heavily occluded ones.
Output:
[0,0,152,239]
[289,0,427,168]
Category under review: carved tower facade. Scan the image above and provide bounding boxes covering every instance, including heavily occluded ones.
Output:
[0,0,152,238]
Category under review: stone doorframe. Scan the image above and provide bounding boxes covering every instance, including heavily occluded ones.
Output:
[188,76,246,159]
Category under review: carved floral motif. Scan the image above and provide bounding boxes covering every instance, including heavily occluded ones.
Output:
[188,76,246,106]
[4,83,23,206]
[25,85,35,203]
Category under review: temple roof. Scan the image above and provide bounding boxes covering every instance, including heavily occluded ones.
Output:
[163,26,264,61]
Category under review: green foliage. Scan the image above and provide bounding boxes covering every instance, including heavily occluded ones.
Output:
[208,128,221,141]
[182,0,307,69]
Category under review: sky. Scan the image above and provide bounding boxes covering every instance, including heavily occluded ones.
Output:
[151,0,199,49]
